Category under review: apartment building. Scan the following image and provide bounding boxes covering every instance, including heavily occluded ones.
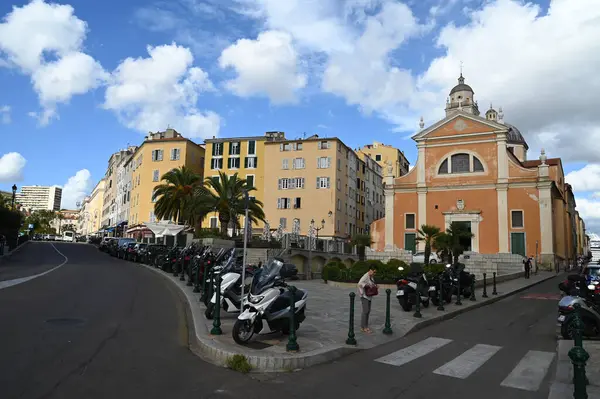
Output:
[78,178,106,235]
[357,152,385,229]
[263,135,381,239]
[358,141,410,177]
[16,186,62,212]
[202,131,285,231]
[128,128,205,228]
[115,147,137,229]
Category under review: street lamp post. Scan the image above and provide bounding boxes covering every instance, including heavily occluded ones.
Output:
[11,184,17,211]
[240,190,249,314]
[308,219,326,280]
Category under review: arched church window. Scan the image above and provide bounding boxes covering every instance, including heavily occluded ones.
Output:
[438,153,486,175]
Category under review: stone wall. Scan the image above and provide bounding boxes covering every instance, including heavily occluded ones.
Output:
[462,252,525,280]
[365,246,412,263]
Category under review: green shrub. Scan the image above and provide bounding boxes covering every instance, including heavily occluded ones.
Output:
[322,262,342,282]
[424,263,446,276]
[226,354,253,373]
[350,261,369,280]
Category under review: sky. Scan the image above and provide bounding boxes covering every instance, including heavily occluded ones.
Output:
[0,0,599,232]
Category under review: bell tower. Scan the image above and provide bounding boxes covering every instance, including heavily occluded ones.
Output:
[445,74,480,117]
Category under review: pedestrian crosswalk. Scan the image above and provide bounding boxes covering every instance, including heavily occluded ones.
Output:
[374,337,555,392]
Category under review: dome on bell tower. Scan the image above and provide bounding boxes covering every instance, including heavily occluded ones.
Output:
[445,74,480,117]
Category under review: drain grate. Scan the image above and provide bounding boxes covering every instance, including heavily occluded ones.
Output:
[45,318,85,326]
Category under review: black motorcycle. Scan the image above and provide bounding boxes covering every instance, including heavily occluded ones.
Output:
[428,265,454,306]
[448,264,474,299]
[396,266,430,311]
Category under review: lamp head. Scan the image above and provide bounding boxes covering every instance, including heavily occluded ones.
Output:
[12,184,17,194]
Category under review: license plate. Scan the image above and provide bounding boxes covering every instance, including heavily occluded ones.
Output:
[558,315,566,322]
[408,282,417,289]
[428,286,436,292]
[397,290,404,296]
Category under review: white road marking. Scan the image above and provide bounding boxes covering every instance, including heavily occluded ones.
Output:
[0,243,68,290]
[433,344,502,379]
[375,337,452,367]
[500,350,555,391]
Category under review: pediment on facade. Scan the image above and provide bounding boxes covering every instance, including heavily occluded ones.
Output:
[413,112,507,141]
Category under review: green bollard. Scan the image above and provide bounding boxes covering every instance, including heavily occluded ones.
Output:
[469,274,476,301]
[437,274,445,311]
[193,262,201,293]
[570,303,589,398]
[383,289,393,335]
[455,270,463,306]
[286,286,300,352]
[492,272,498,295]
[346,292,357,345]
[210,273,222,335]
[414,280,422,318]
[482,273,488,298]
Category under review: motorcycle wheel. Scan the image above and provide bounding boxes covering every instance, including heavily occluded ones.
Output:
[431,295,440,306]
[422,298,430,308]
[561,315,599,339]
[463,290,471,299]
[205,303,215,319]
[444,290,453,304]
[398,296,412,312]
[233,319,254,345]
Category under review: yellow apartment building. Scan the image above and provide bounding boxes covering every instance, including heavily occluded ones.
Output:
[201,131,286,231]
[82,178,105,235]
[127,129,205,230]
[263,135,378,239]
[358,141,410,178]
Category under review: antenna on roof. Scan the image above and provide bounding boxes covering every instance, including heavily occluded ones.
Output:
[460,60,463,76]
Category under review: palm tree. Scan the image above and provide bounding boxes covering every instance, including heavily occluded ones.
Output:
[152,166,202,225]
[203,171,265,236]
[351,233,372,261]
[434,232,452,264]
[434,222,474,265]
[416,224,441,264]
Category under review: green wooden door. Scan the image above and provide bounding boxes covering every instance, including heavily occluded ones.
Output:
[405,233,417,254]
[511,233,526,256]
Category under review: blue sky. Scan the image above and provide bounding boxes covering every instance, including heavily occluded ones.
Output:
[0,0,599,232]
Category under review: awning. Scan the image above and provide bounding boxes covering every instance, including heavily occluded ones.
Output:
[145,221,185,238]
[117,221,128,227]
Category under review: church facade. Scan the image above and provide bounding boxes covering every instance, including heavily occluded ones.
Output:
[371,75,579,270]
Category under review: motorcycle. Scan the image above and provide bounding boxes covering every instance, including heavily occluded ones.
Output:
[428,264,454,306]
[448,264,474,299]
[558,293,600,339]
[232,258,307,345]
[396,266,431,311]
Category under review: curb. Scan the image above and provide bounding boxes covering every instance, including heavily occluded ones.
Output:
[405,273,559,336]
[0,240,31,264]
[137,262,360,372]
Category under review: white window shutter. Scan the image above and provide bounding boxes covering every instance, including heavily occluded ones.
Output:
[280,144,283,151]
[327,177,331,188]
[278,179,282,190]
[327,157,331,168]
[316,177,320,188]
[277,198,281,209]
[286,198,291,209]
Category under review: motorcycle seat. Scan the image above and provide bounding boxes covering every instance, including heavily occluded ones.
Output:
[281,288,306,302]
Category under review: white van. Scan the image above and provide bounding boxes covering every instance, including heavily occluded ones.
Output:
[63,231,75,242]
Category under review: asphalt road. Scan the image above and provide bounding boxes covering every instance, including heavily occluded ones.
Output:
[0,242,265,399]
[1,242,563,399]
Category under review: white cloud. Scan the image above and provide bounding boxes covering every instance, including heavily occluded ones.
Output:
[0,105,10,124]
[574,197,600,235]
[59,169,92,209]
[0,152,27,182]
[566,164,600,192]
[0,0,107,125]
[104,43,221,139]
[219,30,307,104]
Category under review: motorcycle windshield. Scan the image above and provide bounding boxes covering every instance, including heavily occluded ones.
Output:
[250,259,283,294]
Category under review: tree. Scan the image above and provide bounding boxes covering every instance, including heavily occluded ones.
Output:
[416,224,441,265]
[351,233,372,261]
[55,212,65,234]
[203,171,265,236]
[152,166,202,224]
[63,223,76,233]
[434,222,474,265]
[0,193,10,209]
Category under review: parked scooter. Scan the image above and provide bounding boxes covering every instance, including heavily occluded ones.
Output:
[448,263,474,299]
[558,293,600,339]
[428,264,454,306]
[232,258,307,345]
[396,266,431,311]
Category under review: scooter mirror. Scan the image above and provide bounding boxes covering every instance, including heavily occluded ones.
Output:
[445,264,452,268]
[588,284,596,290]
[398,266,404,271]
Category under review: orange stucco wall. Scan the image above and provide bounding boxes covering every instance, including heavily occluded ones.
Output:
[426,117,495,138]
[507,187,541,257]
[393,192,418,248]
[426,141,498,186]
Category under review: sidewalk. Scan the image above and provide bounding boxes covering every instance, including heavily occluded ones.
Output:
[549,340,600,398]
[140,263,556,372]
[0,240,30,264]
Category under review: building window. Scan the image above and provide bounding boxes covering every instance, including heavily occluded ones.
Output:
[294,197,301,209]
[282,159,289,169]
[511,210,524,228]
[318,140,331,150]
[212,143,223,156]
[317,157,331,168]
[152,169,159,182]
[337,199,341,210]
[210,217,218,229]
[149,211,156,223]
[247,140,256,155]
[278,178,289,190]
[280,143,291,151]
[152,149,163,161]
[211,175,220,184]
[337,159,341,170]
[296,143,303,151]
[211,158,223,170]
[228,157,240,169]
[277,198,291,209]
[292,158,305,169]
[317,177,330,189]
[245,156,257,168]
[405,213,416,229]
[170,148,181,161]
[375,154,382,161]
[245,175,255,188]
[294,177,305,188]
[337,178,341,191]
[229,141,241,155]
[438,153,485,175]
[280,217,287,228]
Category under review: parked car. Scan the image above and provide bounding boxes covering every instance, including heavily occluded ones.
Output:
[113,238,136,258]
[412,252,441,264]
[118,242,137,260]
[130,243,147,262]
[99,237,113,251]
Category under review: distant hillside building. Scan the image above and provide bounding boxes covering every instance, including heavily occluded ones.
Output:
[16,186,62,212]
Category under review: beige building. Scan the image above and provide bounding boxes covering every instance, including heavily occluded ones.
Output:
[357,151,385,230]
[202,131,285,231]
[263,135,381,239]
[359,141,410,178]
[101,147,137,231]
[16,186,62,212]
[78,178,106,235]
[128,128,205,230]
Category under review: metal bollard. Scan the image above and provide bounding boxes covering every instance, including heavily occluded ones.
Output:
[204,269,214,306]
[455,272,463,306]
[414,280,422,318]
[383,289,393,334]
[210,273,222,335]
[469,274,476,301]
[482,273,489,298]
[200,263,209,303]
[492,272,498,295]
[286,286,299,352]
[346,292,357,345]
[570,303,589,398]
[437,274,445,311]
[193,262,201,293]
